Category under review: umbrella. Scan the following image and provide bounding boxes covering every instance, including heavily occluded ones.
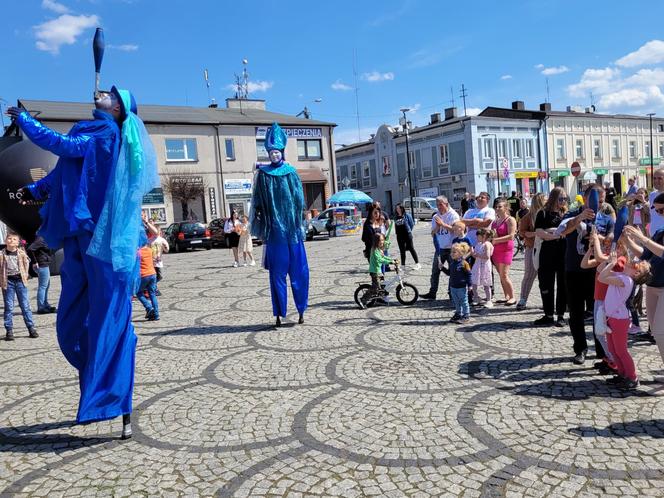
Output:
[328,188,373,204]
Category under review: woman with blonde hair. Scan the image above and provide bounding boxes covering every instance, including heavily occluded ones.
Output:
[516,192,546,310]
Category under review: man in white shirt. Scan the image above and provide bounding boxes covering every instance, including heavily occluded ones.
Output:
[421,195,459,300]
[649,168,664,235]
[462,191,496,246]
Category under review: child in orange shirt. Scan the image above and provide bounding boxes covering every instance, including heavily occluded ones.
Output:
[137,242,159,320]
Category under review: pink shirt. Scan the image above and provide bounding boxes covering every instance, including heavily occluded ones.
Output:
[604,273,633,320]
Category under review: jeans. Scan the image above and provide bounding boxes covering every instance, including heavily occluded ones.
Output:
[3,278,34,330]
[450,286,469,317]
[397,235,419,265]
[36,266,51,311]
[136,275,159,318]
[566,270,599,356]
[429,248,450,296]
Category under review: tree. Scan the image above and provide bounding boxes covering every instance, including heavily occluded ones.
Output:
[162,171,208,221]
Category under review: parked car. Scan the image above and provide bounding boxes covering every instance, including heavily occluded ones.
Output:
[207,217,262,247]
[307,206,358,239]
[164,222,213,252]
[402,197,437,219]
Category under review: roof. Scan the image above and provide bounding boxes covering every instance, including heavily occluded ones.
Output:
[17,99,336,127]
[481,106,664,122]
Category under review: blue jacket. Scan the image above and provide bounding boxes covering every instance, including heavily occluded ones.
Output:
[449,258,472,288]
[20,110,121,250]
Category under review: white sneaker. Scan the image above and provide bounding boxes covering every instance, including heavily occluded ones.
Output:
[628,324,643,335]
[412,263,422,270]
[233,261,239,268]
[243,262,248,267]
[249,260,256,266]
[483,301,494,309]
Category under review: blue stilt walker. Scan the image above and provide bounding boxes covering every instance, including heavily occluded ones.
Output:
[250,123,309,327]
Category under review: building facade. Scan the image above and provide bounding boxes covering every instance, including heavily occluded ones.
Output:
[335,108,546,214]
[482,102,664,194]
[17,98,337,226]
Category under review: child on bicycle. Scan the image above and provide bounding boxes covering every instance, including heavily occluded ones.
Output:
[369,233,398,297]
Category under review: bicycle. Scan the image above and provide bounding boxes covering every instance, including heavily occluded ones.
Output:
[354,262,419,308]
[513,234,525,257]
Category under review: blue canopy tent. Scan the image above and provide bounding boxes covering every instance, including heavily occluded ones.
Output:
[327,188,373,204]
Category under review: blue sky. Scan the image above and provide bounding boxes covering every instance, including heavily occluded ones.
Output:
[3,0,664,145]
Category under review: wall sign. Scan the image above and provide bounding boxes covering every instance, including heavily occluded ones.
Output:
[256,127,322,139]
[224,179,252,195]
[209,187,217,217]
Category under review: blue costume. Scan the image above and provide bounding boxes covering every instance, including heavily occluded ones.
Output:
[250,123,309,320]
[17,87,158,424]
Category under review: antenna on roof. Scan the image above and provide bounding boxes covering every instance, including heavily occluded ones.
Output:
[233,59,250,100]
[545,77,550,103]
[203,69,212,105]
[459,84,468,116]
[449,86,455,108]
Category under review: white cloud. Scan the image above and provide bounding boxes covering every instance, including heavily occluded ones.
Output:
[331,79,353,91]
[225,80,273,93]
[33,14,99,54]
[362,71,395,82]
[599,86,664,109]
[626,68,664,87]
[42,0,70,13]
[399,103,421,114]
[567,67,622,98]
[540,65,569,76]
[616,40,664,67]
[534,64,544,69]
[500,74,512,80]
[107,43,138,52]
[464,107,482,116]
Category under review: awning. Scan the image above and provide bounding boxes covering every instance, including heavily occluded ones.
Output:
[593,168,609,175]
[297,167,327,183]
[549,169,570,179]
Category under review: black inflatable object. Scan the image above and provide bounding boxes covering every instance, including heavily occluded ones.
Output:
[0,137,57,242]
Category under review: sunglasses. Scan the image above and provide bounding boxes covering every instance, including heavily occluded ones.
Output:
[558,197,568,203]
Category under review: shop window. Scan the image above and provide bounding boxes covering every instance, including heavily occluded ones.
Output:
[297,139,322,160]
[256,139,269,160]
[166,138,197,161]
[225,138,235,160]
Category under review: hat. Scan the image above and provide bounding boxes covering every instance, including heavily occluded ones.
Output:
[110,85,138,120]
[264,122,287,152]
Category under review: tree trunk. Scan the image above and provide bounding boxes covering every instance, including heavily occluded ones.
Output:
[181,201,189,221]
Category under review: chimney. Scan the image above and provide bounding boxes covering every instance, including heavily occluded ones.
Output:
[430,112,441,124]
[444,107,457,120]
[370,134,375,140]
[208,98,218,108]
[539,102,551,112]
[511,101,525,111]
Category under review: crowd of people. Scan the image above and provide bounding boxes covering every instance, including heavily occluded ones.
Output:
[361,172,664,390]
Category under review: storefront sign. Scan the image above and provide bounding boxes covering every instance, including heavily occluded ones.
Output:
[142,187,164,204]
[172,175,204,185]
[255,127,322,139]
[639,157,661,166]
[550,169,571,179]
[418,188,438,198]
[209,187,217,217]
[593,168,609,175]
[515,171,538,179]
[224,178,252,195]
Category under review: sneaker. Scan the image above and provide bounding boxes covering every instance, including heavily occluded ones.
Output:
[483,301,494,309]
[555,316,567,327]
[412,263,422,271]
[449,314,461,323]
[233,261,239,268]
[606,375,624,385]
[593,361,605,369]
[628,324,643,335]
[243,262,248,267]
[534,316,555,326]
[598,362,616,376]
[249,260,256,266]
[572,350,586,365]
[420,292,436,300]
[5,329,14,341]
[516,300,527,311]
[458,316,471,324]
[28,328,39,339]
[621,378,640,390]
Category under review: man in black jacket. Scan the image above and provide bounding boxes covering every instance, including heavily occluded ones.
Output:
[27,236,56,314]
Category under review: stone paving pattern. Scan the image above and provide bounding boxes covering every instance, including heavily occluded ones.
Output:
[2,224,664,497]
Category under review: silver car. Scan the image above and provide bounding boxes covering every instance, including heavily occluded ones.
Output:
[308,206,357,237]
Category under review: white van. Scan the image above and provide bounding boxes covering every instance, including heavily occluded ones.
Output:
[402,197,437,220]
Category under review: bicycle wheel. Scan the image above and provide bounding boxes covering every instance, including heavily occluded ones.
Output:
[354,284,374,309]
[513,237,523,257]
[396,283,419,305]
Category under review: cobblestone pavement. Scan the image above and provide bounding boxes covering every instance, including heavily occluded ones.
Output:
[2,224,664,497]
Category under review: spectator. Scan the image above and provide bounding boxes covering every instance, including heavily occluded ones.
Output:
[506,190,520,218]
[516,197,530,223]
[534,188,568,326]
[149,229,170,294]
[393,204,420,270]
[625,188,650,236]
[604,181,617,209]
[491,199,517,305]
[517,193,545,311]
[560,184,604,364]
[649,168,664,236]
[136,240,159,321]
[1,232,38,340]
[224,211,242,267]
[626,177,638,197]
[421,196,459,300]
[461,192,471,215]
[362,205,389,261]
[463,192,496,247]
[27,236,56,314]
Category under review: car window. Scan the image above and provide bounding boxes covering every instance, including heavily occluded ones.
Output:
[181,223,204,231]
[427,200,437,210]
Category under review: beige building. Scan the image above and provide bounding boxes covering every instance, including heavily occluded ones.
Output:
[17,98,337,226]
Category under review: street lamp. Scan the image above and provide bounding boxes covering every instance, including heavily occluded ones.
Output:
[400,108,415,221]
[482,133,501,197]
[648,112,656,188]
[297,98,323,119]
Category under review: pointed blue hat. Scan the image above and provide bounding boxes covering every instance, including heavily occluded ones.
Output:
[264,122,287,151]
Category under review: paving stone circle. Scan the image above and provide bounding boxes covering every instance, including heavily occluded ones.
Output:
[2,224,664,496]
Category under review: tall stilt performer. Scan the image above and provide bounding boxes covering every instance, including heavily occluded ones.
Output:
[7,28,158,438]
[250,123,309,327]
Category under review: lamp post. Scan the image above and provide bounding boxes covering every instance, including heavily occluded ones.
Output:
[482,133,501,197]
[400,108,415,221]
[648,112,656,188]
